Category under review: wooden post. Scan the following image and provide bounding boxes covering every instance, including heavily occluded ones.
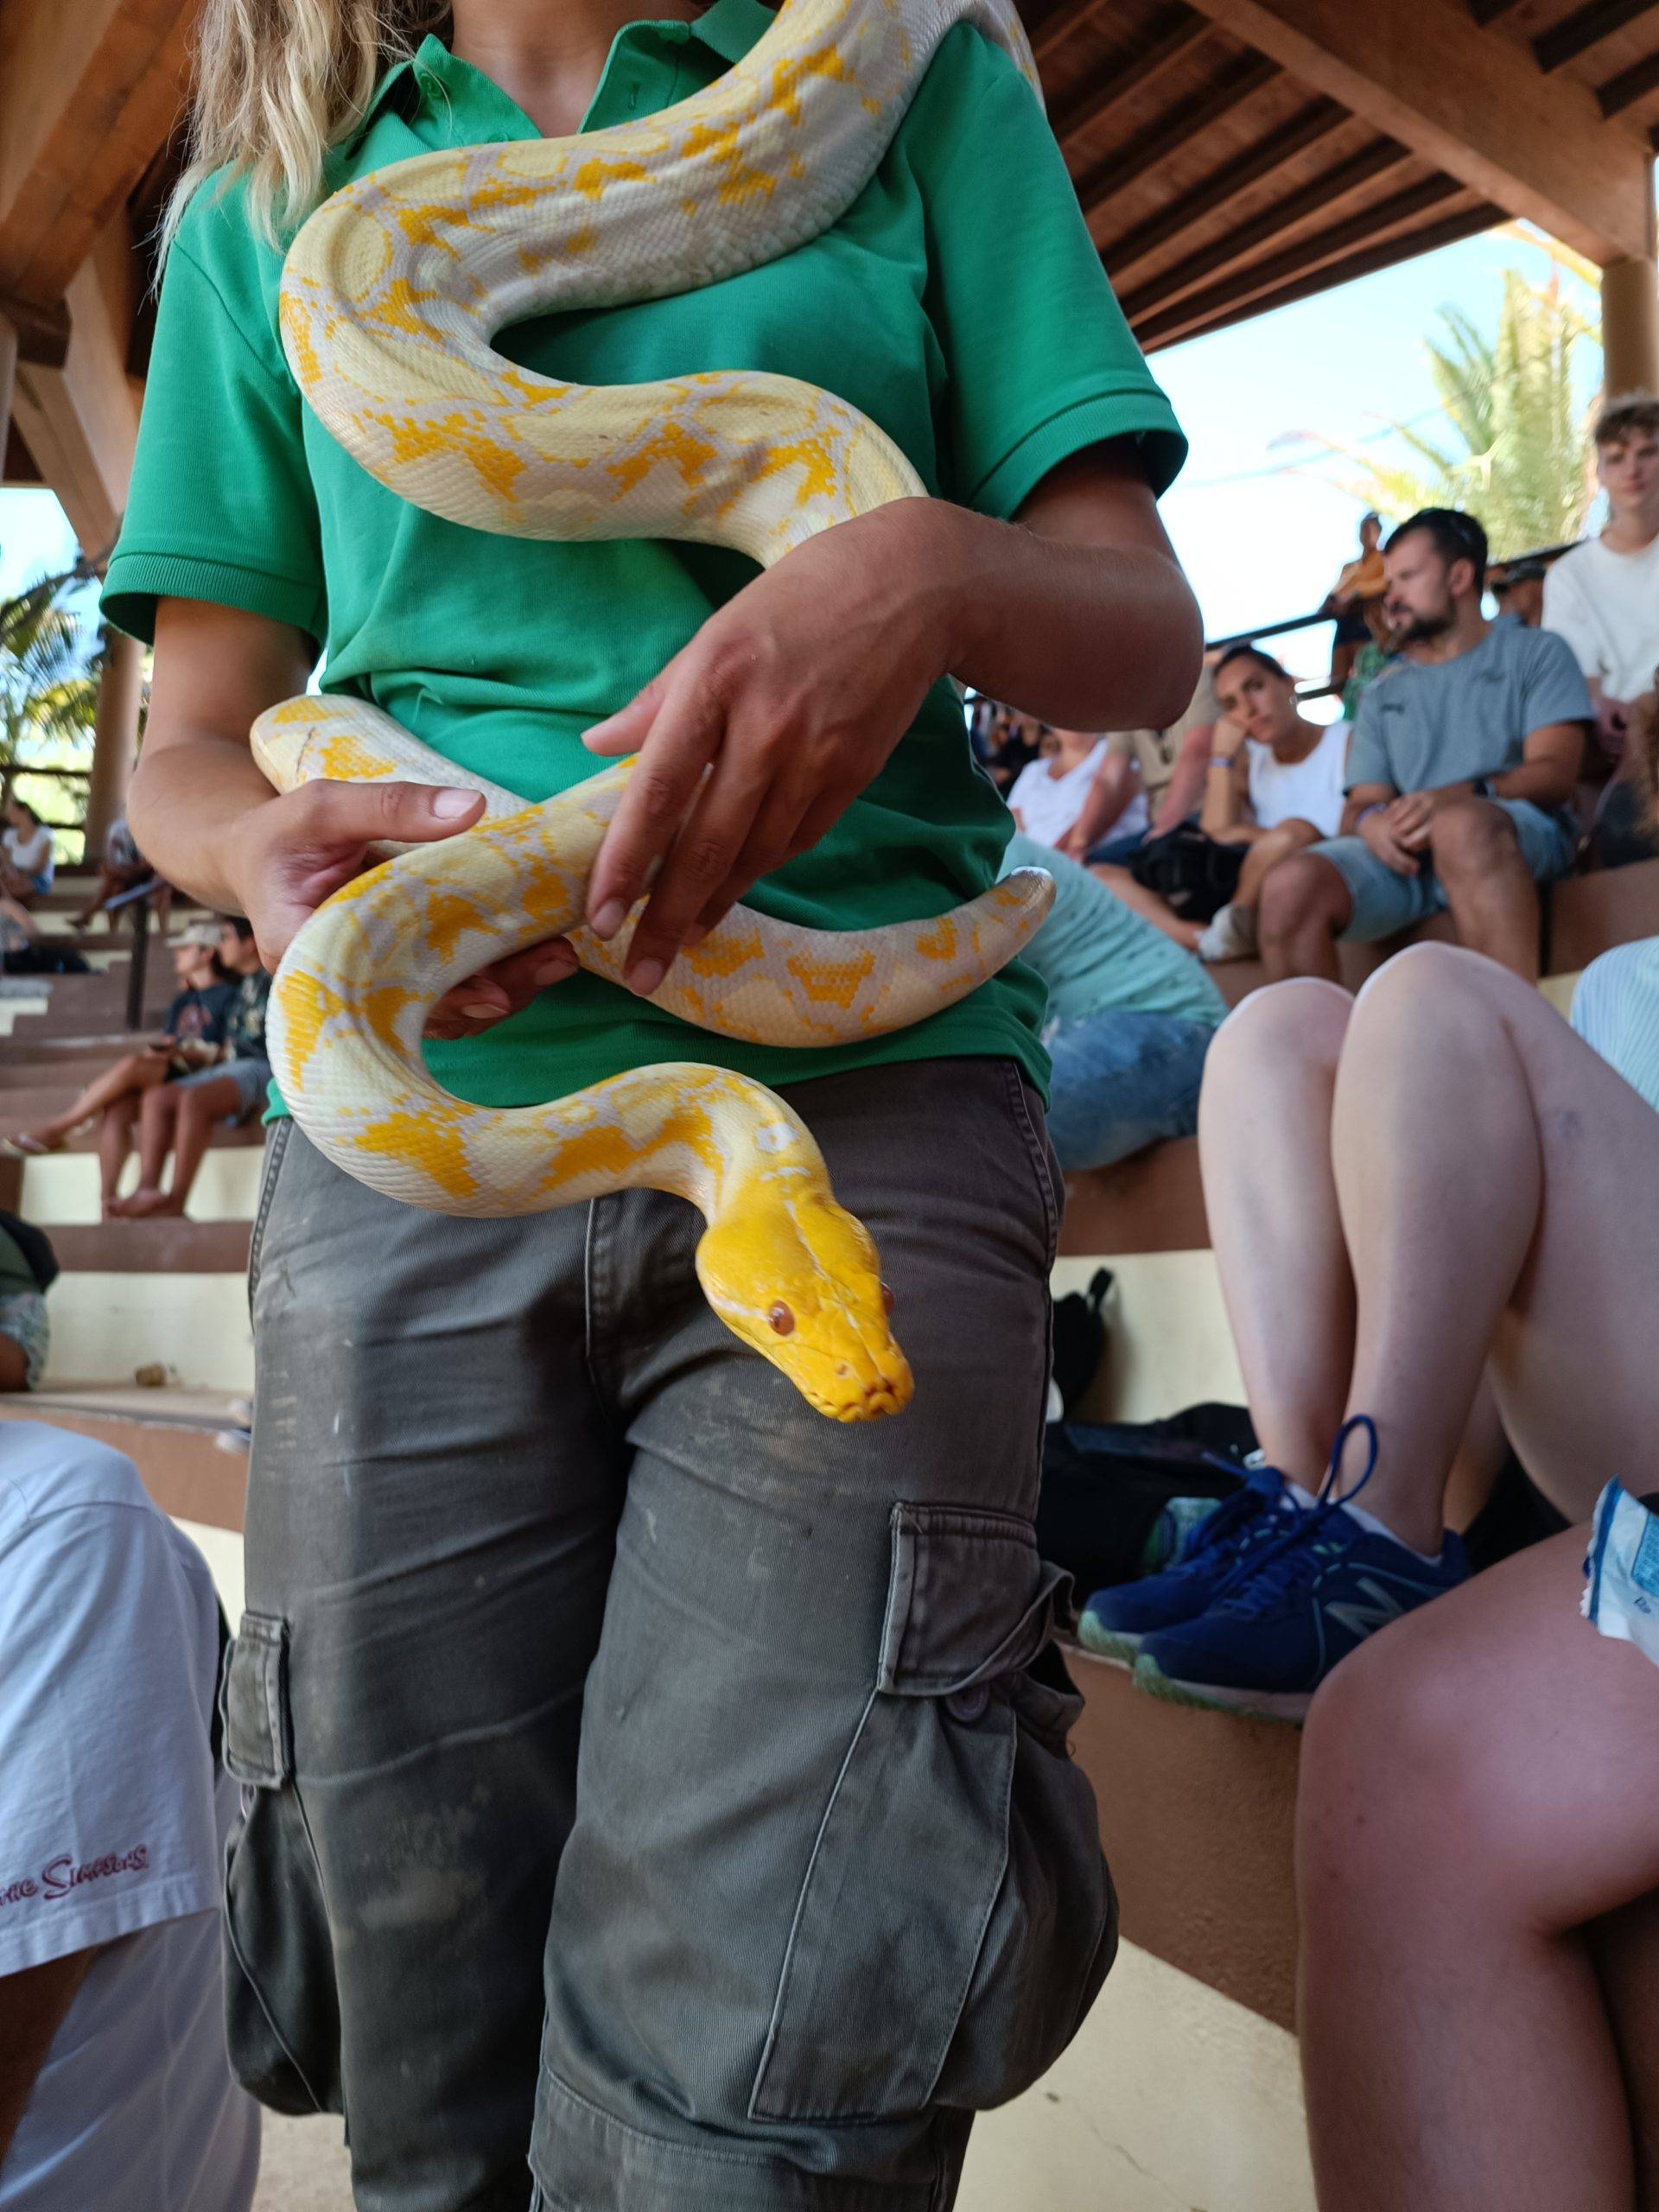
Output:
[1601,256,1659,400]
[0,310,16,479]
[83,624,143,856]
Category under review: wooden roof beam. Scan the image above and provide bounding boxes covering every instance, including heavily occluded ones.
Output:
[0,0,196,307]
[1052,16,1216,148]
[1119,137,1415,321]
[1077,55,1279,219]
[1535,0,1659,75]
[1599,48,1659,111]
[1179,0,1655,263]
[1095,99,1350,278]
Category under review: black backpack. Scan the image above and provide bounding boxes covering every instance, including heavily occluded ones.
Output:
[0,1208,60,1293]
[1037,1404,1256,1603]
[1128,823,1245,924]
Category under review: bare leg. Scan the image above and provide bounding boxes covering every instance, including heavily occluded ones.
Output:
[21,1052,166,1150]
[0,1334,27,1393]
[97,1096,141,1214]
[1256,853,1352,983]
[1427,798,1543,982]
[1300,1530,1659,2211]
[1233,817,1320,913]
[132,1078,240,1216]
[129,1081,184,1205]
[1332,944,1659,1548]
[1089,863,1203,951]
[1198,982,1356,1487]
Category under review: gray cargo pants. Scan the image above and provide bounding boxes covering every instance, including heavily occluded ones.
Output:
[219,1057,1115,2212]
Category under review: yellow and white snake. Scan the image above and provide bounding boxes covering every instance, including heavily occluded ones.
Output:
[260,0,1052,1422]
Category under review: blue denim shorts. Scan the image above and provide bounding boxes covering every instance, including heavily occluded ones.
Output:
[1313,799,1575,942]
[1042,1009,1215,1173]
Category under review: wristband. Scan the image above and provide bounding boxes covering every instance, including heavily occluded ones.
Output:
[1357,803,1387,826]
[1208,754,1238,772]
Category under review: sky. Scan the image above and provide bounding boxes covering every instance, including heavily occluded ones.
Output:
[0,219,1604,702]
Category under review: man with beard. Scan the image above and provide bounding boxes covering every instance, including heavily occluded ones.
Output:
[1256,509,1588,982]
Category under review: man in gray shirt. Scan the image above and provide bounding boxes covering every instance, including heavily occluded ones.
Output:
[1259,508,1588,982]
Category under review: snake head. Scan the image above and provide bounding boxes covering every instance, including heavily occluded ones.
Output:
[695,1189,914,1422]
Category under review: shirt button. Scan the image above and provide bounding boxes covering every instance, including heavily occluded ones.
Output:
[946,1684,990,1724]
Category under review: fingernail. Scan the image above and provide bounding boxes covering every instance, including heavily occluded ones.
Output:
[460,999,500,1020]
[629,957,665,997]
[591,898,625,939]
[534,950,574,983]
[582,714,620,740]
[432,789,477,819]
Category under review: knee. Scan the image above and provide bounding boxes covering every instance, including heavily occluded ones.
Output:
[1427,797,1519,880]
[1207,975,1352,1091]
[1257,852,1344,941]
[1299,1625,1491,1923]
[1350,938,1507,1039]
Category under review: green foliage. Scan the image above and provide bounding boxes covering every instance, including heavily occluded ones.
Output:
[0,559,101,852]
[1320,265,1601,561]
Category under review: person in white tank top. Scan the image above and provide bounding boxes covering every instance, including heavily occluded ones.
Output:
[1196,644,1353,963]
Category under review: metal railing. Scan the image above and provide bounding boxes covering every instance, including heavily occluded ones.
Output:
[1206,539,1580,658]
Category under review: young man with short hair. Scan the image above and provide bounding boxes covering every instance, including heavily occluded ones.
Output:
[1542,391,1659,758]
[1258,508,1588,982]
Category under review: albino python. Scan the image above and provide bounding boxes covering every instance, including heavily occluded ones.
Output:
[263,0,1053,1423]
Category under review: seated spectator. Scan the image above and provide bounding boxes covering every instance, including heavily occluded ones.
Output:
[1542,391,1659,771]
[1001,830,1224,1171]
[1321,512,1386,690]
[1007,724,1109,847]
[1339,595,1396,723]
[0,896,35,972]
[0,1421,260,2209]
[0,800,54,909]
[1182,645,1350,963]
[2,926,233,1217]
[73,817,170,932]
[118,919,271,1220]
[1490,554,1547,630]
[976,706,1044,794]
[1063,658,1223,867]
[0,1211,55,1394]
[1258,509,1587,982]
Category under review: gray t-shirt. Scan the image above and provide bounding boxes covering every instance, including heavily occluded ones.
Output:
[1345,617,1590,798]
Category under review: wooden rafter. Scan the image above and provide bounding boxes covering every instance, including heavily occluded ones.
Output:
[1120,138,1414,321]
[1051,16,1216,146]
[1075,54,1279,217]
[1535,0,1659,73]
[1179,0,1656,262]
[1599,47,1659,109]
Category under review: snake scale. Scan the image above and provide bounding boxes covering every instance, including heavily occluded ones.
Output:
[261,0,1052,1421]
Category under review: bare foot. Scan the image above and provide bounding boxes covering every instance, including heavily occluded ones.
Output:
[120,1187,185,1219]
[2,1132,58,1158]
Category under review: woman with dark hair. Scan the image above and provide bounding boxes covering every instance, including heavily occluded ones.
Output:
[1,795,54,906]
[1090,644,1349,961]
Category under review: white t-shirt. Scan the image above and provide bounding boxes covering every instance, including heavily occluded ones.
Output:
[1,829,52,891]
[0,1424,259,2212]
[1542,534,1659,705]
[1246,721,1351,839]
[1007,741,1112,847]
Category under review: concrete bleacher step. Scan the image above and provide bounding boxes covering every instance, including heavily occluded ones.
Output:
[0,1389,248,1533]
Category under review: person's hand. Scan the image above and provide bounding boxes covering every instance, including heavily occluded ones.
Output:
[226,780,578,1039]
[1358,805,1421,875]
[1210,714,1247,764]
[579,501,953,994]
[1056,823,1090,861]
[142,1039,174,1058]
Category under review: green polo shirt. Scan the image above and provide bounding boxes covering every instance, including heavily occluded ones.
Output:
[104,0,1185,1113]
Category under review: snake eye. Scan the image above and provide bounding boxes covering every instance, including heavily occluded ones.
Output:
[880,1281,895,1315]
[768,1302,795,1337]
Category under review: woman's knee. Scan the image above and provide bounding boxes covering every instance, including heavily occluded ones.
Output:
[1207,974,1353,1088]
[1351,939,1522,1039]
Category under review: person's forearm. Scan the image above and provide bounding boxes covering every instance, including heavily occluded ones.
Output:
[1067,762,1135,849]
[1199,764,1251,838]
[1491,759,1576,810]
[1154,728,1211,832]
[127,729,274,914]
[941,504,1201,734]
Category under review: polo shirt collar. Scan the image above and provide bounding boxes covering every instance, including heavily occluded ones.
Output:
[344,0,772,150]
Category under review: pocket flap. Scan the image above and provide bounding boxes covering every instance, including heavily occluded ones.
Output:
[877,1504,1071,1698]
[220,1612,294,1788]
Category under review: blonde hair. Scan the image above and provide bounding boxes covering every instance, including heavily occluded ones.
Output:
[160,0,451,259]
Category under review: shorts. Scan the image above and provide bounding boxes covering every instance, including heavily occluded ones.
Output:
[1043,1009,1215,1173]
[173,1057,272,1123]
[0,1291,49,1389]
[1312,800,1575,943]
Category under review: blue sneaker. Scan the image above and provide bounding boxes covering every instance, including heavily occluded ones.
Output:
[1134,1418,1469,1721]
[1077,1464,1299,1664]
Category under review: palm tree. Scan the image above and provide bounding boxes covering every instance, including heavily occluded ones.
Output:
[1316,261,1601,561]
[0,559,102,851]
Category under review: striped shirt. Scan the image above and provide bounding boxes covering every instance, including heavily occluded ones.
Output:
[1571,938,1659,1112]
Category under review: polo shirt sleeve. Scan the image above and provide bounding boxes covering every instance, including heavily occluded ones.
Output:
[913,30,1186,518]
[0,1482,222,1975]
[1521,626,1595,734]
[102,184,325,650]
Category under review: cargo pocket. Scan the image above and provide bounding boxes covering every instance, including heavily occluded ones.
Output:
[219,1612,344,2116]
[749,1505,1114,2125]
